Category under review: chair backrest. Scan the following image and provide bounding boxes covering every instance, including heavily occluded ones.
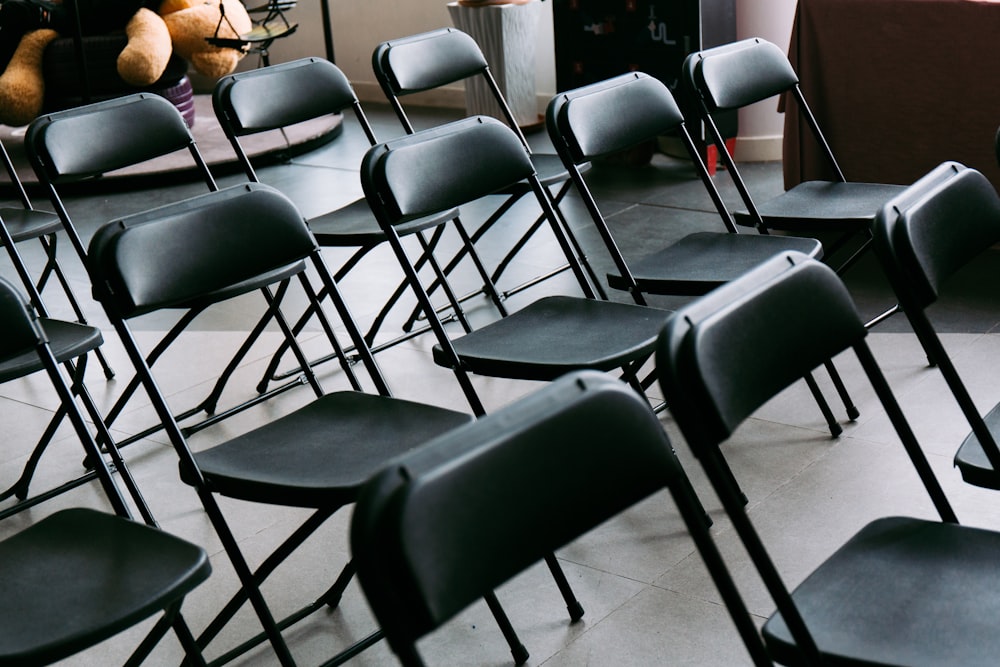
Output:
[372,27,528,148]
[657,251,868,450]
[26,93,213,185]
[873,161,1000,312]
[214,57,362,138]
[351,370,737,662]
[548,72,686,165]
[88,183,314,320]
[683,37,798,113]
[373,27,489,98]
[656,250,957,662]
[872,161,1000,483]
[213,58,378,186]
[683,37,845,184]
[362,116,536,228]
[546,71,737,233]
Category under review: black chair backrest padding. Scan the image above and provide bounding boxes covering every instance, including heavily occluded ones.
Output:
[214,57,358,136]
[657,252,867,449]
[352,370,687,648]
[372,28,488,96]
[874,162,1000,311]
[547,72,686,164]
[685,37,799,113]
[88,183,314,318]
[362,116,535,225]
[26,93,195,183]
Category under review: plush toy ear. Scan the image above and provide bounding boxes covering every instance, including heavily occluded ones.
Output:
[117,8,172,86]
[0,28,59,127]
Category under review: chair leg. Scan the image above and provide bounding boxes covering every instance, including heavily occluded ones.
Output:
[823,358,860,420]
[38,233,115,379]
[544,553,585,621]
[484,591,530,666]
[804,371,842,437]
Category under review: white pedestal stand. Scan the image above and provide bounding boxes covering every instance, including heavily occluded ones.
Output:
[447,1,543,129]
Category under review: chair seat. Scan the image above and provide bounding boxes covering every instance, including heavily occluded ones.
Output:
[189,391,472,507]
[530,153,586,188]
[0,318,103,383]
[175,261,306,314]
[433,295,670,381]
[762,516,1000,666]
[954,401,1000,490]
[607,231,824,296]
[309,199,459,247]
[734,181,907,231]
[0,207,62,243]
[0,508,210,665]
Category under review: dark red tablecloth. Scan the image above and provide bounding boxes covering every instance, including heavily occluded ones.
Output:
[783,0,1000,190]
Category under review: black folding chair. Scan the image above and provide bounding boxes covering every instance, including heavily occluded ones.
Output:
[213,57,466,391]
[654,250,1000,666]
[682,37,906,327]
[352,370,768,667]
[546,70,858,439]
[85,181,515,667]
[871,161,1000,491]
[0,131,115,379]
[361,116,711,618]
[0,202,155,524]
[372,27,604,331]
[0,276,210,666]
[26,92,340,447]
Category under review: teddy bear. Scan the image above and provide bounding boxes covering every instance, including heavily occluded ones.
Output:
[0,0,251,126]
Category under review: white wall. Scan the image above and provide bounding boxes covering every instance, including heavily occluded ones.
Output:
[734,0,798,160]
[255,0,793,158]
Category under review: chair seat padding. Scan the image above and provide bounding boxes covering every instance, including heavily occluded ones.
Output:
[607,231,823,295]
[734,181,906,230]
[0,207,62,243]
[309,199,458,246]
[0,508,210,665]
[762,516,1000,666]
[954,401,1000,490]
[0,318,102,383]
[434,295,669,381]
[190,392,472,507]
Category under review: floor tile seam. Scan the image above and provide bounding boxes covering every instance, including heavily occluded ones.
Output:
[647,573,770,622]
[533,585,652,666]
[555,548,700,588]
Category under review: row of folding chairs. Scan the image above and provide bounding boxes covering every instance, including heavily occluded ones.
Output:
[352,159,1000,666]
[0,29,978,667]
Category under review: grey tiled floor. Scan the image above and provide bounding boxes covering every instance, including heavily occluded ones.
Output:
[3,102,1000,666]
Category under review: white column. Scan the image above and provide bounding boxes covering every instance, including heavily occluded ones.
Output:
[447,1,544,128]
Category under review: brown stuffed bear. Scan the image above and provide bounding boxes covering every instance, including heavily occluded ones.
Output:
[0,0,250,126]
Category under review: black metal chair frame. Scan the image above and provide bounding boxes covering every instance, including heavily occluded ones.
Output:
[25,92,344,450]
[682,37,906,328]
[0,205,157,525]
[361,115,714,633]
[0,130,115,379]
[0,275,210,666]
[85,181,541,667]
[372,27,605,335]
[656,251,984,666]
[872,161,1000,491]
[352,370,770,667]
[545,70,858,442]
[212,57,476,395]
